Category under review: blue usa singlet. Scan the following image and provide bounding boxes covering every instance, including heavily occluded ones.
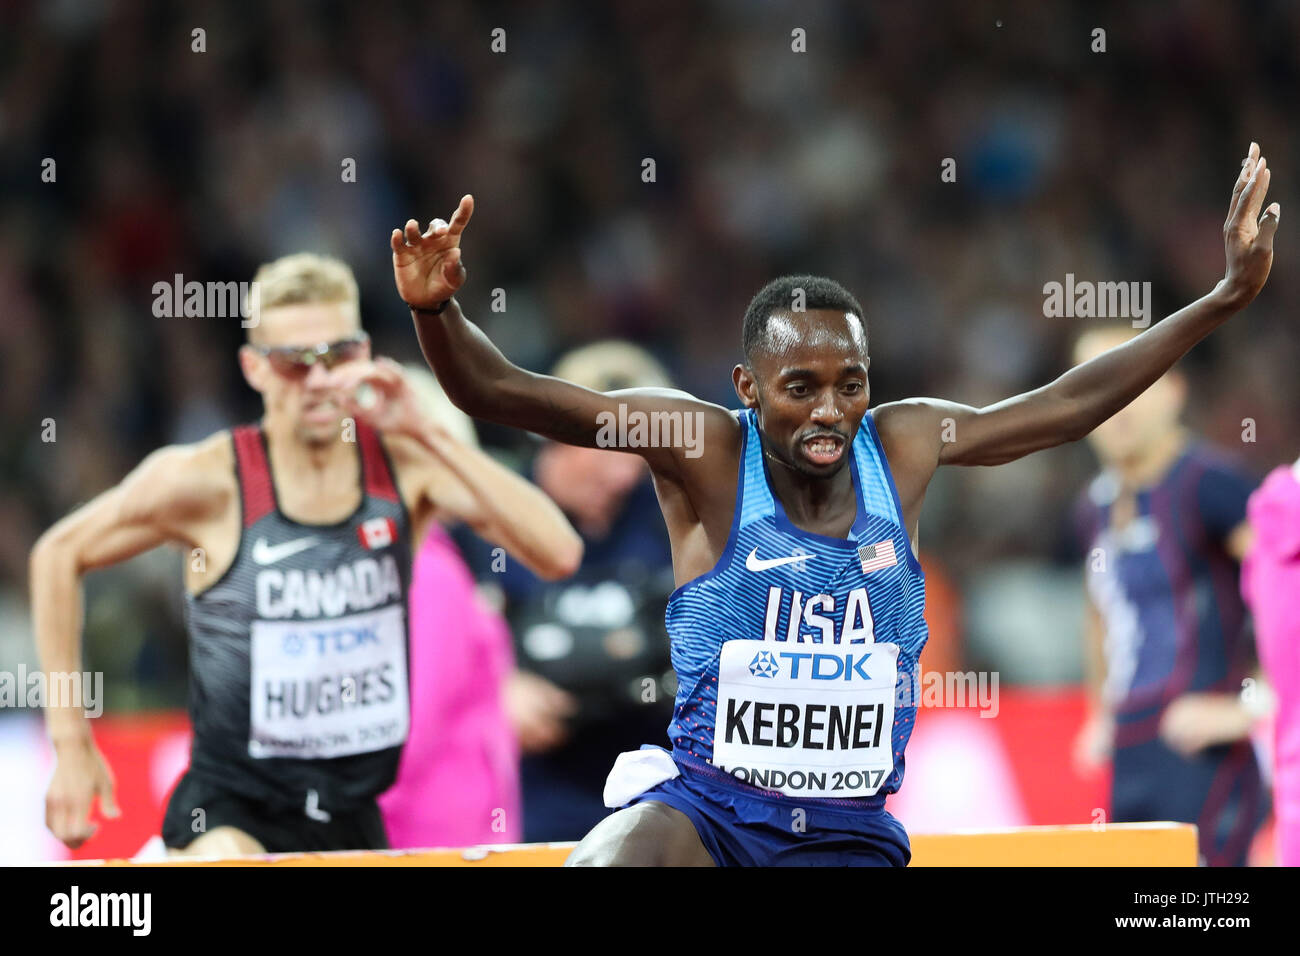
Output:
[665,407,928,804]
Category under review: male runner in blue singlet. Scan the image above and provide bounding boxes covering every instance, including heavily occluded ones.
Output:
[394,143,1280,865]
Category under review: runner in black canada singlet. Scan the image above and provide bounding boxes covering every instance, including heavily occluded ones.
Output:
[33,252,581,856]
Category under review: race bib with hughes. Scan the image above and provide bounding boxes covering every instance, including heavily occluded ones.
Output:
[248,604,409,759]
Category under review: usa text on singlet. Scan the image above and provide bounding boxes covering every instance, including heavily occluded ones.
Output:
[665,408,929,801]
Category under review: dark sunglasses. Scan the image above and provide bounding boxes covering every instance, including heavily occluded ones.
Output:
[252,332,370,378]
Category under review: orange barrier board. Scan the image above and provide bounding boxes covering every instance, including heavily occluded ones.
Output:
[908,822,1197,866]
[69,822,1197,867]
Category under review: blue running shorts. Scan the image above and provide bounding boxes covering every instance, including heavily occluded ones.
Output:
[621,747,911,866]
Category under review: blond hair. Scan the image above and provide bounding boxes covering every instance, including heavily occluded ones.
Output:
[551,341,673,392]
[248,253,360,341]
[1072,321,1142,365]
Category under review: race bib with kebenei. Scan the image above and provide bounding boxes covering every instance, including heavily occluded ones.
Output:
[712,638,898,798]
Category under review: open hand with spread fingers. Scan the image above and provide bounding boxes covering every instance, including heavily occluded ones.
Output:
[392,195,474,310]
[1222,142,1281,307]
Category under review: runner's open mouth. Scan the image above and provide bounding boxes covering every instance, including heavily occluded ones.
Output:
[801,434,845,466]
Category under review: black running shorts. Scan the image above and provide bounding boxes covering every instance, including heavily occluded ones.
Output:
[161,770,390,854]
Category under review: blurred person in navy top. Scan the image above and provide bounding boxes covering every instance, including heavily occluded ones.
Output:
[459,342,677,842]
[1071,324,1268,866]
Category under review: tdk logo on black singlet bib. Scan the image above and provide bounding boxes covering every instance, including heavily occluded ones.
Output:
[255,555,402,619]
[280,623,381,657]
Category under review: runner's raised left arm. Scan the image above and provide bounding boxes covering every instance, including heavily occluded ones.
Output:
[887,142,1280,470]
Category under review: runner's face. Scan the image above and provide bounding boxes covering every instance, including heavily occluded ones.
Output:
[738,309,870,479]
[244,302,369,445]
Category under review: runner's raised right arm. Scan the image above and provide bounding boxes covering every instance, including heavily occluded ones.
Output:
[391,197,737,479]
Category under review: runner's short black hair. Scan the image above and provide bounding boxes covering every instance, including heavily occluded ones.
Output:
[742,275,866,362]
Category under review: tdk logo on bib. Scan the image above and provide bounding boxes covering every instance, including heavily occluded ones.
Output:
[749,650,779,678]
[787,651,874,681]
[281,626,380,657]
[748,649,874,681]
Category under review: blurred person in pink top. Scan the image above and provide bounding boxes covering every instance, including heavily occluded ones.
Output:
[1240,458,1300,866]
[377,367,523,848]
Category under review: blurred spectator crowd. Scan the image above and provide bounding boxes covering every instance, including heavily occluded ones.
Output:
[1,0,1298,705]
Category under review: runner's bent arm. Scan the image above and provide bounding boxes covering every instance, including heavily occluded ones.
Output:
[30,443,226,847]
[386,422,585,580]
[30,444,222,743]
[324,356,584,579]
[412,298,735,474]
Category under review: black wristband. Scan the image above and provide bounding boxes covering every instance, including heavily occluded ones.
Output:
[410,299,450,316]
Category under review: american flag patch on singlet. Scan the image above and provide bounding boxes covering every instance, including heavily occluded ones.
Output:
[858,539,897,574]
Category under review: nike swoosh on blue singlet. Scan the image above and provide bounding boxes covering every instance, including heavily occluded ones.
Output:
[664,407,929,798]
